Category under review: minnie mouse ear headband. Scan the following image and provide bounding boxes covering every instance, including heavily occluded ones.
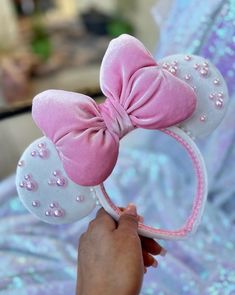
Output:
[16,34,229,240]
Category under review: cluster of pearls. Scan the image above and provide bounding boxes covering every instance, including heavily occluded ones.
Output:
[209,91,224,109]
[45,201,65,217]
[193,61,209,77]
[19,174,37,191]
[48,170,67,187]
[162,60,178,75]
[31,142,49,159]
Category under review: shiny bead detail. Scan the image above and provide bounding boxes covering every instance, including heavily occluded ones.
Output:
[76,195,84,202]
[218,91,224,98]
[48,170,67,188]
[18,160,24,167]
[209,93,216,99]
[32,200,40,207]
[50,202,59,208]
[184,55,192,61]
[215,99,224,109]
[200,114,207,122]
[19,175,37,191]
[30,142,49,159]
[213,78,220,85]
[45,210,52,216]
[200,68,208,76]
[54,209,64,217]
[194,63,200,69]
[184,74,191,81]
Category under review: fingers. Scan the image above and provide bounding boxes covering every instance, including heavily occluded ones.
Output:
[142,249,158,268]
[88,208,116,232]
[117,204,138,234]
[140,236,166,256]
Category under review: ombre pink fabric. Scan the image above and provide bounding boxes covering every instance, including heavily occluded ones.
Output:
[32,34,196,186]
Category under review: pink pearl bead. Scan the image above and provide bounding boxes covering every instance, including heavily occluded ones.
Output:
[194,63,199,69]
[18,160,24,167]
[213,78,220,85]
[218,92,224,98]
[200,68,208,76]
[169,67,177,75]
[19,182,25,188]
[24,174,31,180]
[215,99,224,109]
[209,93,215,99]
[32,200,40,207]
[48,179,55,185]
[53,170,59,176]
[45,210,52,216]
[54,209,64,217]
[56,178,66,187]
[76,195,84,202]
[184,55,191,61]
[38,143,45,148]
[50,202,59,208]
[202,61,208,67]
[26,181,35,191]
[200,114,207,122]
[39,149,48,158]
[184,74,191,81]
[31,151,37,157]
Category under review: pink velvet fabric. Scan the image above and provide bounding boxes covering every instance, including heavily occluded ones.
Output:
[32,34,196,186]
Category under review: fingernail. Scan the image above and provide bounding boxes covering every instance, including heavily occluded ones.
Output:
[125,203,137,216]
[152,258,158,268]
[160,248,167,257]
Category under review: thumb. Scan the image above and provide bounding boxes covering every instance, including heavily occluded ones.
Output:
[117,203,139,233]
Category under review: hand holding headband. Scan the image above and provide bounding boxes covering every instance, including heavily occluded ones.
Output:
[16,34,229,240]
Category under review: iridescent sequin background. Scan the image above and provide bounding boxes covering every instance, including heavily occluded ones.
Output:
[0,0,235,294]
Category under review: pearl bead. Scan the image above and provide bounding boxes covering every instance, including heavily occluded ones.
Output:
[53,170,59,176]
[45,210,52,216]
[202,61,208,67]
[162,63,169,69]
[54,209,64,217]
[76,195,84,202]
[38,143,45,148]
[39,149,48,158]
[32,200,40,207]
[19,182,24,188]
[56,178,66,187]
[200,68,208,76]
[184,55,191,61]
[26,181,35,191]
[194,63,199,69]
[24,174,31,180]
[50,202,59,208]
[200,114,207,122]
[18,160,24,167]
[192,85,197,91]
[218,92,224,98]
[215,99,224,109]
[48,179,55,185]
[209,93,215,99]
[184,74,191,81]
[169,67,177,75]
[213,78,220,85]
[31,151,37,157]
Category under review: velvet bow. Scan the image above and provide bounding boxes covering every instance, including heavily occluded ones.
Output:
[32,34,196,186]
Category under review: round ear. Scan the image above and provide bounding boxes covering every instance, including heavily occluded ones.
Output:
[16,137,97,224]
[159,54,229,138]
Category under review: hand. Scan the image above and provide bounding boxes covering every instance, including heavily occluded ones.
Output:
[76,204,166,295]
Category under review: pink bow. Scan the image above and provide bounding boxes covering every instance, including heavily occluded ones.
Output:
[32,34,196,186]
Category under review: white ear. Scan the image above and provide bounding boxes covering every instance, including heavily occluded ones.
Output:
[16,137,97,224]
[159,54,229,138]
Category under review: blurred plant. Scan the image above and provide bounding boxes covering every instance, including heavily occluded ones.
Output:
[30,0,52,61]
[107,16,134,37]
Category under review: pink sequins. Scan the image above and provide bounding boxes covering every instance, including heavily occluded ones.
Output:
[31,142,49,159]
[19,174,38,191]
[45,202,65,218]
[48,170,67,188]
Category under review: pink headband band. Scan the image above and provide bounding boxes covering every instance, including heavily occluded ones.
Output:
[16,34,229,240]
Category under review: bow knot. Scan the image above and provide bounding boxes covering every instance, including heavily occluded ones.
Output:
[99,98,134,139]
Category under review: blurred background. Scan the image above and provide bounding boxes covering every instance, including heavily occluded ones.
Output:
[0,0,235,294]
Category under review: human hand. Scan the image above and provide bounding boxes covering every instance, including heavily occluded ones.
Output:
[76,204,166,295]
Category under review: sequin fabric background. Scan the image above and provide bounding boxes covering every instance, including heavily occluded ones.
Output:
[0,0,235,294]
